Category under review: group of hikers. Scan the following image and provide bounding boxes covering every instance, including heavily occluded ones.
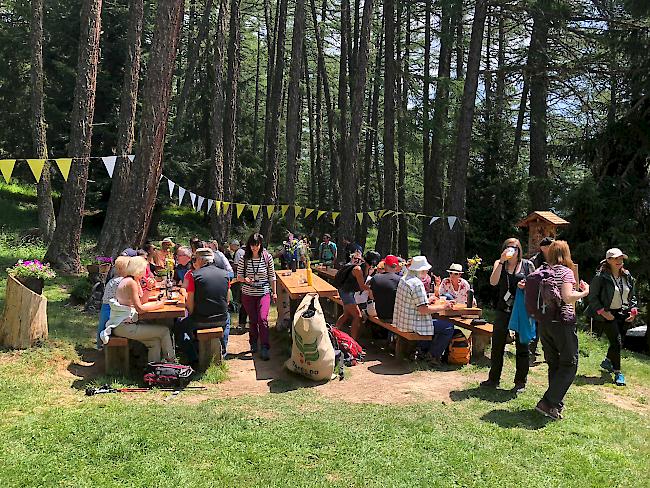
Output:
[94,231,639,421]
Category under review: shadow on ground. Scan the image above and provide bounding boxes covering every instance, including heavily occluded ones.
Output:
[481,408,551,430]
[449,386,517,403]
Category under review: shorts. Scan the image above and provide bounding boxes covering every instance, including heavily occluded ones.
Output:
[338,290,357,306]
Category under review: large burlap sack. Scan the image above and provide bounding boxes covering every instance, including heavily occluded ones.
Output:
[285,294,335,381]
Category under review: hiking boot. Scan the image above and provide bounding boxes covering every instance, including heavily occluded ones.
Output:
[600,358,614,373]
[480,379,499,389]
[250,343,258,354]
[614,372,626,386]
[535,399,562,420]
[260,346,270,361]
[512,383,526,394]
[427,356,442,368]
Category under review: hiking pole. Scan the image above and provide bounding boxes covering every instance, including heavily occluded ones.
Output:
[85,385,207,396]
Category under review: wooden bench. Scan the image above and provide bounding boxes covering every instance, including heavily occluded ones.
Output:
[366,315,432,358]
[105,336,129,375]
[196,327,224,369]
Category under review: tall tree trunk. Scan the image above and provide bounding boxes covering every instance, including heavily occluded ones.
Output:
[455,0,464,78]
[337,0,350,236]
[175,0,214,129]
[222,0,241,237]
[209,0,229,240]
[252,26,261,154]
[305,48,318,207]
[97,0,144,255]
[261,0,289,240]
[527,0,551,211]
[285,0,306,231]
[421,0,431,234]
[29,0,56,243]
[262,0,276,167]
[339,0,373,245]
[45,0,102,272]
[396,2,409,258]
[98,0,184,255]
[513,75,529,166]
[422,0,453,266]
[440,0,488,268]
[314,46,326,208]
[376,0,396,255]
[483,6,494,175]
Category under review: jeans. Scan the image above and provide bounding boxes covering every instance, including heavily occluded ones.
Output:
[242,293,271,349]
[418,320,454,359]
[488,310,530,385]
[97,303,111,349]
[539,318,578,408]
[601,310,626,371]
[175,314,231,363]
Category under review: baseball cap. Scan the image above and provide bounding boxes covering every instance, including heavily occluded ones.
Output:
[539,236,555,247]
[606,248,628,260]
[384,255,400,267]
[121,248,138,257]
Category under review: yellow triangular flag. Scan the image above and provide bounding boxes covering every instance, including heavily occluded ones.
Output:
[356,212,363,225]
[266,205,275,218]
[251,205,261,219]
[294,205,302,217]
[215,201,222,215]
[222,202,231,214]
[26,159,46,181]
[332,212,340,223]
[317,210,327,220]
[55,158,73,181]
[384,210,395,217]
[368,211,377,223]
[377,209,387,218]
[281,204,289,217]
[304,208,315,218]
[236,203,246,218]
[0,159,16,183]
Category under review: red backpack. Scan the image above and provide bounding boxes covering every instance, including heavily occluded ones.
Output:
[328,325,365,366]
[144,362,194,388]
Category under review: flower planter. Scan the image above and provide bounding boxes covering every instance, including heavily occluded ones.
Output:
[16,276,44,295]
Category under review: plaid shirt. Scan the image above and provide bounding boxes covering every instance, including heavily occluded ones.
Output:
[393,274,434,335]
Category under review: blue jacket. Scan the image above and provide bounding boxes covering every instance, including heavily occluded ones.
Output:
[508,288,536,344]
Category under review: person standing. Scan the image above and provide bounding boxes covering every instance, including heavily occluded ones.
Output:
[318,234,338,266]
[230,239,247,328]
[529,236,554,362]
[334,250,377,340]
[586,248,638,386]
[481,238,535,393]
[535,241,589,420]
[236,233,277,360]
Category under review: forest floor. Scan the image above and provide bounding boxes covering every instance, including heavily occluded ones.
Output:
[1,183,649,487]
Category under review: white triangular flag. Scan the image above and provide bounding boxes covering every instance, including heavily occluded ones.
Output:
[178,187,186,205]
[429,216,440,225]
[102,156,117,177]
[207,199,214,213]
[127,155,135,162]
[189,192,197,209]
[447,216,457,230]
[167,178,175,197]
[197,196,205,211]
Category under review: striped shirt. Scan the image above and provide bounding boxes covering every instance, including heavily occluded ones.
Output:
[237,250,276,297]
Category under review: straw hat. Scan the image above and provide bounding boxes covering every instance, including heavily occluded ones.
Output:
[409,256,432,272]
[446,263,464,274]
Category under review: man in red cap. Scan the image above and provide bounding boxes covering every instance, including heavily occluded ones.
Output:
[368,255,402,323]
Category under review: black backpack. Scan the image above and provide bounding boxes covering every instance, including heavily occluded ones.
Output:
[333,264,358,291]
[144,362,194,388]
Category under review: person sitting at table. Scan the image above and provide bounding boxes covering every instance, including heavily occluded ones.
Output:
[236,233,277,360]
[189,237,201,253]
[175,248,231,364]
[174,246,193,283]
[97,255,130,349]
[102,256,175,363]
[318,234,337,266]
[335,250,375,340]
[143,241,160,273]
[368,255,401,322]
[393,256,455,366]
[155,237,175,266]
[439,263,476,306]
[207,240,234,277]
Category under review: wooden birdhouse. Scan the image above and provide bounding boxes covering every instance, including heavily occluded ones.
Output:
[516,211,570,256]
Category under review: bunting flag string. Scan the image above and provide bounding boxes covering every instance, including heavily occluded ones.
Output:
[447,216,458,230]
[236,203,246,218]
[189,192,197,209]
[102,156,117,178]
[26,159,46,181]
[207,199,214,213]
[55,158,72,181]
[222,202,231,214]
[317,210,327,220]
[304,208,315,218]
[281,204,289,217]
[265,205,275,219]
[251,205,261,219]
[294,205,302,217]
[215,201,222,215]
[331,212,340,223]
[167,178,175,197]
[356,212,364,225]
[0,159,15,183]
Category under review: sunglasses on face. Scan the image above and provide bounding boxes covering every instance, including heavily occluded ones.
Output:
[450,272,462,276]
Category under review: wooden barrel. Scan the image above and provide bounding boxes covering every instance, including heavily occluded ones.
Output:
[0,275,48,348]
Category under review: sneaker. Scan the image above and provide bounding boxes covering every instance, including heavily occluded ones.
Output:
[600,358,614,373]
[512,383,526,394]
[614,372,626,386]
[480,379,499,389]
[260,346,270,361]
[250,343,258,354]
[535,399,562,420]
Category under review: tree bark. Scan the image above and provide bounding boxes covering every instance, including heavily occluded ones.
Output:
[45,0,102,273]
[29,0,56,243]
[396,1,410,258]
[97,0,184,254]
[209,0,229,240]
[337,0,351,235]
[97,0,144,255]
[455,0,464,79]
[285,0,306,231]
[527,0,551,211]
[252,26,262,154]
[314,46,326,209]
[304,48,318,208]
[513,74,529,167]
[376,0,396,255]
[261,0,289,240]
[440,0,488,267]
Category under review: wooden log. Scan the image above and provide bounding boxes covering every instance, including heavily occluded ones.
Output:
[105,336,130,376]
[0,275,48,348]
[196,327,224,369]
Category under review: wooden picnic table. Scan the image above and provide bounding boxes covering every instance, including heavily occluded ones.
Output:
[139,283,187,321]
[276,269,338,300]
[313,265,338,283]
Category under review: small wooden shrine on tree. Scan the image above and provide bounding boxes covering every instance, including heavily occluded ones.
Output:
[516,211,570,256]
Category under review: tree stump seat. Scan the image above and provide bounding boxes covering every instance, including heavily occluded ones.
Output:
[105,336,130,376]
[196,327,224,369]
[0,275,48,349]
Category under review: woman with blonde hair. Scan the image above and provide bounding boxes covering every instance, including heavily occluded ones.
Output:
[534,240,589,420]
[96,256,130,349]
[101,256,175,362]
[481,238,535,393]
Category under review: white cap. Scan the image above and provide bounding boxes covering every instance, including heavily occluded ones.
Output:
[409,256,432,272]
[606,248,628,260]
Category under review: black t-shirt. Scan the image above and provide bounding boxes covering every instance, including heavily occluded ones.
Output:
[369,272,401,320]
[496,259,534,312]
[192,264,229,322]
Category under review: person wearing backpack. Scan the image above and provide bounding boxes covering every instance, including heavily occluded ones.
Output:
[318,234,338,266]
[481,238,535,393]
[528,236,554,363]
[585,248,638,387]
[533,240,589,420]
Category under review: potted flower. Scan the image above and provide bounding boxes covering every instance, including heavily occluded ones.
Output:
[87,256,113,277]
[466,255,482,307]
[6,259,56,294]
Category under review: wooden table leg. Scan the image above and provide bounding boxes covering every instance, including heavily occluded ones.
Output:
[471,333,491,362]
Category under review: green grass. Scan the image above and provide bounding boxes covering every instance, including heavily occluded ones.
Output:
[1,181,650,487]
